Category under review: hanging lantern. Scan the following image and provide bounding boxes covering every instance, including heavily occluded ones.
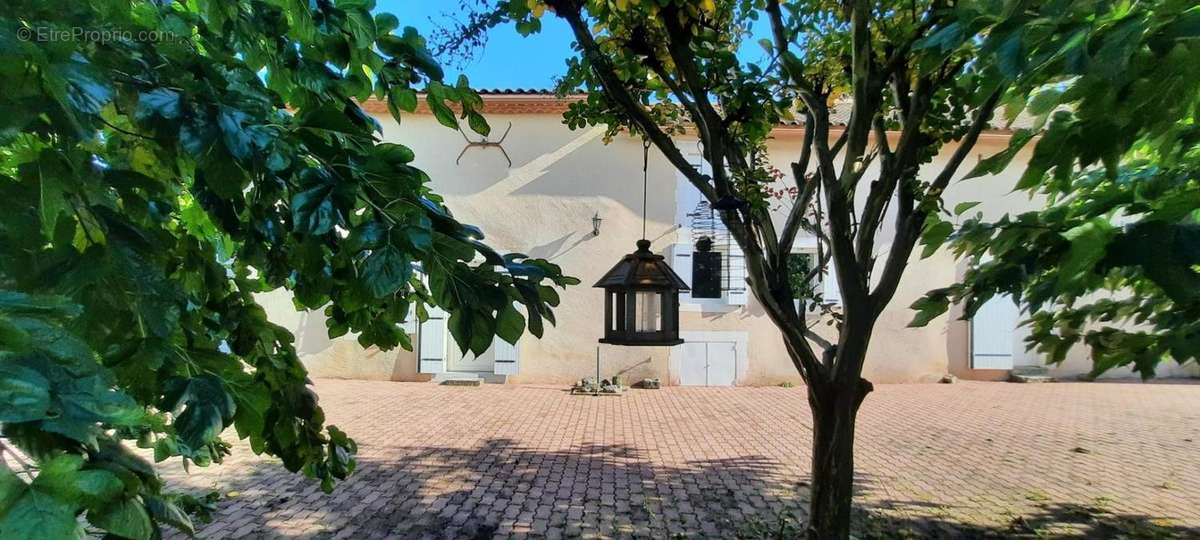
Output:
[595,239,689,346]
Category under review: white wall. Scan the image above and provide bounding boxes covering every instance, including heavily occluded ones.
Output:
[255,111,1198,384]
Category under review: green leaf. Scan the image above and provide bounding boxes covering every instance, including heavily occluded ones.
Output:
[402,225,432,253]
[345,221,386,253]
[144,495,194,536]
[915,21,963,52]
[297,104,371,137]
[374,143,415,165]
[8,317,94,362]
[909,292,951,328]
[74,470,124,509]
[163,376,235,453]
[427,96,458,130]
[30,454,87,500]
[0,363,49,422]
[920,219,955,259]
[134,89,182,122]
[374,13,400,35]
[362,245,411,299]
[0,490,85,540]
[87,497,153,540]
[291,183,336,236]
[467,111,490,137]
[953,201,981,216]
[1059,218,1115,285]
[388,87,418,115]
[0,461,27,511]
[495,304,525,345]
[0,291,81,317]
[963,129,1035,180]
[36,159,71,240]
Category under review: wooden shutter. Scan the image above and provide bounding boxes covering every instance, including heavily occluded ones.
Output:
[725,243,748,305]
[493,336,519,375]
[670,244,694,303]
[822,268,842,305]
[418,306,447,373]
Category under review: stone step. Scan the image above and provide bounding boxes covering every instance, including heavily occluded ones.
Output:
[439,378,482,387]
[1011,365,1050,376]
[1010,365,1054,383]
[431,372,507,386]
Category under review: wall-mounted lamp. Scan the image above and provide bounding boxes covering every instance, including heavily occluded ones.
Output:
[591,212,603,237]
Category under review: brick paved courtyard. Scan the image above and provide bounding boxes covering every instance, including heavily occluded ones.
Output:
[159,380,1200,539]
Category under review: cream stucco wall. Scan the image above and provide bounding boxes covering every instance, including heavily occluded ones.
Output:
[257,110,1198,385]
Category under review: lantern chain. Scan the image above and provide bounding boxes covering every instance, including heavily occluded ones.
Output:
[641,138,650,241]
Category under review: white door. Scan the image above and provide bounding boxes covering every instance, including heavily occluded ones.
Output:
[447,338,496,372]
[971,294,1019,369]
[680,342,708,385]
[706,342,736,386]
[418,307,447,374]
[680,342,737,386]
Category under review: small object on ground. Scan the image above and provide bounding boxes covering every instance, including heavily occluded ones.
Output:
[1070,446,1092,454]
[639,378,661,389]
[940,374,958,384]
[571,377,625,395]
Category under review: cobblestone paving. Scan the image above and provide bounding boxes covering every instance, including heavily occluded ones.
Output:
[158,380,1200,539]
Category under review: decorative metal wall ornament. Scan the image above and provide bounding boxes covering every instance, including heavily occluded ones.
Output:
[455,122,513,166]
[593,140,689,346]
[687,199,747,298]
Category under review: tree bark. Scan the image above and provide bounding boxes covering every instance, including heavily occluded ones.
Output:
[805,377,872,539]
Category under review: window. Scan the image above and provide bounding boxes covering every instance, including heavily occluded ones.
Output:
[674,148,747,306]
[790,249,842,308]
[788,252,817,299]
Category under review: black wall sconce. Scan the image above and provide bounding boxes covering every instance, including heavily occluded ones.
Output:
[591,212,603,237]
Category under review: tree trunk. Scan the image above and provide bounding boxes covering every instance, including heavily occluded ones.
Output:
[805,379,871,539]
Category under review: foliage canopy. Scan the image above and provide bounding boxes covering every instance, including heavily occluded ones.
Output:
[0,0,574,537]
[910,0,1200,378]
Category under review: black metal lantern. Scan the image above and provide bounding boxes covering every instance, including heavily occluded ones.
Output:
[595,239,689,346]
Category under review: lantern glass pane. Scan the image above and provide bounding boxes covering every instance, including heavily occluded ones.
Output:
[635,291,661,332]
[609,292,617,331]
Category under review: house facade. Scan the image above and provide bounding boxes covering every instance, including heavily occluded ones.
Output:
[259,91,1199,385]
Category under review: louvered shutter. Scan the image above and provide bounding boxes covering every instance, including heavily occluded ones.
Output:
[724,242,748,305]
[418,306,447,373]
[670,244,694,303]
[822,269,842,305]
[493,336,519,375]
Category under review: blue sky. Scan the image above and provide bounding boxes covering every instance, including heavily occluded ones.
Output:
[376,1,576,90]
[375,1,773,90]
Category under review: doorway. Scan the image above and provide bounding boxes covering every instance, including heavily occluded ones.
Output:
[679,341,737,386]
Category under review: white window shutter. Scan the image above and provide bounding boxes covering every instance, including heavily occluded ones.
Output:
[725,243,749,306]
[493,336,519,375]
[418,306,447,373]
[670,244,694,303]
[822,268,842,305]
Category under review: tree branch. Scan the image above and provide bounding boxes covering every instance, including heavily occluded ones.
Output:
[550,3,719,204]
[869,87,1006,312]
